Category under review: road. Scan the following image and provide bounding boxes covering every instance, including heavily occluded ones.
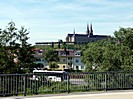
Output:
[2,91,133,99]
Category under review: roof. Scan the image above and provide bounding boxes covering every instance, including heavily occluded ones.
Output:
[55,49,75,52]
[67,33,108,38]
[33,70,66,74]
[67,33,88,37]
[75,34,88,37]
[89,35,108,38]
[67,34,74,37]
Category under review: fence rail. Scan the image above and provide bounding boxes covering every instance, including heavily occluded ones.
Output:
[0,71,133,96]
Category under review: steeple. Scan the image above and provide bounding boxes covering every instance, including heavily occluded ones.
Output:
[73,28,75,35]
[86,23,89,35]
[90,23,93,35]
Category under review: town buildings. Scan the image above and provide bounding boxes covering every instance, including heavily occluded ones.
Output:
[34,48,85,71]
[34,23,109,71]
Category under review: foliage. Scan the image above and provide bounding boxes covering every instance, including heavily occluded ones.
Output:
[43,47,59,63]
[48,62,59,70]
[82,27,133,72]
[114,27,133,49]
[0,21,35,74]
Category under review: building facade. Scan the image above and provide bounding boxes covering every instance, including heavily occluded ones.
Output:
[33,48,48,68]
[66,24,108,43]
[56,49,85,71]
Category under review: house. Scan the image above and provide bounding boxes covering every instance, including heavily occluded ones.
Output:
[56,49,85,71]
[66,24,108,43]
[33,48,48,68]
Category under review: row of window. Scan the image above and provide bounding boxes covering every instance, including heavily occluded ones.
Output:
[59,51,81,56]
[75,65,84,70]
[35,59,45,62]
[62,58,80,63]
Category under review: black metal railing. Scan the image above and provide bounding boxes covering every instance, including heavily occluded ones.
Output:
[0,71,133,97]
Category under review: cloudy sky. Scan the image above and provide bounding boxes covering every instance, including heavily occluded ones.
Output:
[0,0,133,45]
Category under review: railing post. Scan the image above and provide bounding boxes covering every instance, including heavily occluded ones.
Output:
[34,79,38,94]
[67,72,70,93]
[105,73,107,91]
[24,75,27,96]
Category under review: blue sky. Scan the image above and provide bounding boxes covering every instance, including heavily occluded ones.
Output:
[0,0,133,45]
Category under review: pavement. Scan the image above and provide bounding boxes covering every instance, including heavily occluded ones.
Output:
[2,90,133,99]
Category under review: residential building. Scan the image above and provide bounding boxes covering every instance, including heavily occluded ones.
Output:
[33,48,48,68]
[33,48,85,71]
[56,49,85,70]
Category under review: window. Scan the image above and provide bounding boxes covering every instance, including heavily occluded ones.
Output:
[38,50,43,55]
[75,59,79,63]
[36,58,41,62]
[42,59,45,62]
[75,52,80,56]
[76,66,79,70]
[68,57,72,60]
[63,65,65,68]
[63,59,66,62]
[81,66,84,69]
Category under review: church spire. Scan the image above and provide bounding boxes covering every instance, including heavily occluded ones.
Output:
[86,23,89,35]
[90,23,93,35]
[73,28,75,34]
[73,28,75,36]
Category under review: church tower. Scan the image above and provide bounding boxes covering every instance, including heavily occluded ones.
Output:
[73,28,75,36]
[90,23,93,35]
[72,28,76,42]
[86,23,90,35]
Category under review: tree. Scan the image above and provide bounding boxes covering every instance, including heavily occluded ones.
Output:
[16,26,35,72]
[49,62,59,70]
[114,27,133,49]
[82,28,133,72]
[43,47,59,63]
[43,47,59,70]
[0,21,19,73]
[0,21,35,74]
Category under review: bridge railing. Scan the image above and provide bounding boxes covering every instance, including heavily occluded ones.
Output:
[0,71,133,96]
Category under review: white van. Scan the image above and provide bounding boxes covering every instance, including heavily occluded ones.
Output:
[47,76,62,82]
[32,70,67,82]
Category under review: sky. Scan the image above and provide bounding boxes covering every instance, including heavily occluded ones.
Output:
[0,0,133,45]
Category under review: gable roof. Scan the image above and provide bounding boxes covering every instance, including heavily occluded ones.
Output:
[67,34,74,37]
[89,35,108,38]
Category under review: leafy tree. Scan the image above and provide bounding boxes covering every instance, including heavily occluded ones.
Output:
[114,27,133,49]
[49,62,59,70]
[0,21,35,74]
[82,28,133,72]
[43,47,59,70]
[43,47,59,63]
[0,21,18,73]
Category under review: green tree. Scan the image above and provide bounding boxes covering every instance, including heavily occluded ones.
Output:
[43,47,59,63]
[0,21,35,74]
[114,27,133,49]
[0,21,18,73]
[82,28,133,72]
[49,62,59,70]
[43,47,59,70]
[16,26,35,72]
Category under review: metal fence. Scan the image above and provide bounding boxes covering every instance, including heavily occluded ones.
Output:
[0,71,133,96]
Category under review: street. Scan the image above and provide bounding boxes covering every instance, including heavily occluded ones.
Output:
[3,90,133,99]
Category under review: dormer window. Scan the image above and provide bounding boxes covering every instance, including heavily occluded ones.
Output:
[75,52,81,56]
